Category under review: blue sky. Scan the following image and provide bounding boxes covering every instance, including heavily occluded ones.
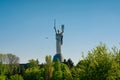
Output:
[0,0,120,64]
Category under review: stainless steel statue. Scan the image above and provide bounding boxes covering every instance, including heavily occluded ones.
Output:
[54,24,64,54]
[53,20,64,62]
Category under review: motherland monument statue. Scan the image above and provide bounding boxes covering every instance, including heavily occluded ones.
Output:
[53,20,64,62]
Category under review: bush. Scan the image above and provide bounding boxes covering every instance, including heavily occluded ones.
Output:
[10,74,23,80]
[0,75,6,80]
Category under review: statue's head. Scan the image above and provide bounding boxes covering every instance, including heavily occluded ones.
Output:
[61,24,64,28]
[57,30,60,33]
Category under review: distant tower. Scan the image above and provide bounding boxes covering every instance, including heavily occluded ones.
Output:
[53,20,64,62]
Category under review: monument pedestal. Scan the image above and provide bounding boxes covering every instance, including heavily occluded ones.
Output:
[53,53,64,62]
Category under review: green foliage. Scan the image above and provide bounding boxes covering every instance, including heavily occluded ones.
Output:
[1,43,120,80]
[28,59,39,69]
[71,67,82,80]
[24,68,41,80]
[0,53,20,79]
[61,63,73,80]
[52,71,62,80]
[0,54,7,75]
[64,58,74,69]
[39,68,45,80]
[10,74,23,80]
[6,54,20,75]
[19,65,25,76]
[24,59,45,80]
[52,59,62,80]
[76,43,120,80]
[0,75,6,80]
[45,55,53,80]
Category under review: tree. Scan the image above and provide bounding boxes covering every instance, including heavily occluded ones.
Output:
[0,75,6,80]
[52,59,62,80]
[76,43,120,80]
[10,74,23,80]
[24,59,41,80]
[61,63,73,80]
[71,67,81,80]
[6,54,19,65]
[0,54,7,75]
[19,65,25,76]
[0,54,4,75]
[45,55,53,80]
[27,59,39,69]
[113,47,120,79]
[64,58,74,69]
[6,54,19,75]
[0,53,20,77]
[24,68,41,80]
[39,68,45,80]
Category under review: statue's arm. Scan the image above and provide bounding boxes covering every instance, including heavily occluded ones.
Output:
[61,25,64,33]
[54,27,57,33]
